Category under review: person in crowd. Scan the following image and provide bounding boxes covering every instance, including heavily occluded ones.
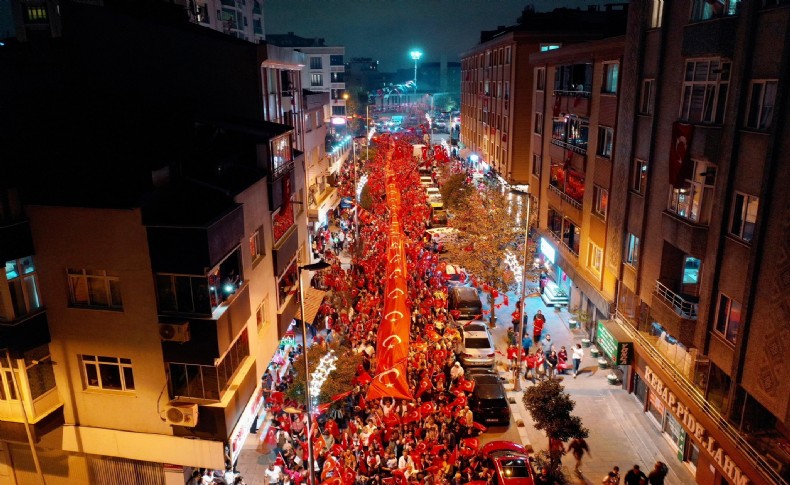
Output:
[624,464,648,485]
[567,437,590,473]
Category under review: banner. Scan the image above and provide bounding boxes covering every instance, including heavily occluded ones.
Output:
[668,121,694,185]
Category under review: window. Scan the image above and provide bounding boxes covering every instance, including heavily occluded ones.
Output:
[640,79,655,115]
[68,268,121,310]
[81,355,135,391]
[330,55,344,66]
[25,6,47,22]
[331,72,345,83]
[169,329,249,400]
[551,115,589,152]
[3,256,42,320]
[625,234,640,266]
[597,126,613,157]
[730,193,758,242]
[632,159,648,194]
[680,59,731,124]
[716,294,742,344]
[540,44,561,52]
[534,113,543,135]
[251,297,269,337]
[669,159,717,223]
[593,186,608,219]
[310,74,323,87]
[691,0,741,21]
[504,82,510,100]
[744,80,777,130]
[649,0,665,27]
[505,47,511,64]
[588,242,603,275]
[250,226,264,264]
[309,57,322,70]
[532,154,542,177]
[602,63,619,94]
[332,106,346,116]
[536,68,546,91]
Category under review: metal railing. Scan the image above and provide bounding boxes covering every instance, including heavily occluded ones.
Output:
[550,138,588,155]
[553,89,591,99]
[654,281,698,318]
[548,184,583,210]
[614,312,788,485]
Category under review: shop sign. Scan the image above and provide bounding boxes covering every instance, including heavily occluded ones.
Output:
[229,387,265,465]
[644,366,750,485]
[596,320,633,365]
[540,237,556,264]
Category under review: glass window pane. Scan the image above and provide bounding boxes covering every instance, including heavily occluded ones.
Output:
[99,363,123,390]
[88,277,108,306]
[85,363,99,387]
[747,84,763,127]
[5,260,18,280]
[23,275,41,312]
[123,367,135,390]
[109,279,123,307]
[731,194,744,236]
[6,372,17,399]
[742,197,758,242]
[19,257,34,274]
[157,275,177,312]
[727,299,741,343]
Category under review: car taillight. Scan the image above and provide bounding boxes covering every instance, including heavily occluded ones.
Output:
[462,353,473,358]
[487,353,495,357]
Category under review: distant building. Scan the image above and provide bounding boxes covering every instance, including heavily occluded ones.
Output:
[460,4,628,186]
[267,32,348,127]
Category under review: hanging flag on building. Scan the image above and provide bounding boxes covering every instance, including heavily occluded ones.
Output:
[668,121,695,185]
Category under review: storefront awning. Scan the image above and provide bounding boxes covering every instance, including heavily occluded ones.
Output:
[597,319,634,366]
[294,288,328,325]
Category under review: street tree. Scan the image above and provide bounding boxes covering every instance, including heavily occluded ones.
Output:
[441,183,519,327]
[523,379,589,470]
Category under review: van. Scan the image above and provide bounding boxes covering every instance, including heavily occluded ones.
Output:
[448,286,482,322]
[468,371,511,426]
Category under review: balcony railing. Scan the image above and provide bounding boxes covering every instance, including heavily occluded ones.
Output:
[550,138,587,155]
[554,89,591,99]
[548,184,583,210]
[614,311,787,485]
[654,280,698,318]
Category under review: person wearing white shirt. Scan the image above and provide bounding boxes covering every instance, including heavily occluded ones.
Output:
[264,463,281,485]
[572,343,584,378]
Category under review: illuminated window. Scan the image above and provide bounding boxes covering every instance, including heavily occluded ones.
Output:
[250,226,264,264]
[631,159,648,194]
[680,59,731,124]
[3,256,42,320]
[648,0,664,27]
[730,193,758,242]
[715,294,742,344]
[534,112,543,135]
[691,0,741,21]
[625,234,639,267]
[310,73,323,87]
[67,268,121,310]
[602,62,619,94]
[593,186,608,220]
[596,126,613,158]
[587,242,603,276]
[81,355,135,391]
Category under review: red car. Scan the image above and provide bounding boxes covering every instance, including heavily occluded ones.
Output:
[480,441,535,484]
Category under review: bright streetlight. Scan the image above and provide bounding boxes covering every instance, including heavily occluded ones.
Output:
[410,50,422,94]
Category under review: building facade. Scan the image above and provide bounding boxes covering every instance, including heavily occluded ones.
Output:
[0,2,318,483]
[530,36,625,328]
[608,1,790,484]
[459,6,628,186]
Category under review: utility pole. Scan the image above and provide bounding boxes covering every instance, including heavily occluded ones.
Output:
[513,193,531,392]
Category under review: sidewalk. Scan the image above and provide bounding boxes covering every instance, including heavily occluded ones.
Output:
[487,289,696,485]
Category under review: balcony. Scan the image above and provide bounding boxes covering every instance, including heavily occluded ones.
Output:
[661,211,709,258]
[0,312,50,355]
[550,138,587,155]
[651,280,698,344]
[0,219,34,263]
[548,184,583,210]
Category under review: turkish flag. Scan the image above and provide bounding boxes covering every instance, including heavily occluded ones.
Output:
[461,437,480,451]
[668,121,695,185]
[355,371,372,386]
[453,378,475,394]
[402,408,422,424]
[419,401,436,418]
[366,359,412,401]
[416,377,433,399]
[325,419,340,438]
[383,413,401,428]
[331,390,353,403]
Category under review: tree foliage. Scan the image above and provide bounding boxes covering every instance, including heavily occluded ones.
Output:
[285,341,362,409]
[522,379,588,467]
[442,183,519,325]
[439,172,472,212]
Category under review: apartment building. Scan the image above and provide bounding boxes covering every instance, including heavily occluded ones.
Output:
[530,36,625,330]
[459,5,628,186]
[0,2,313,483]
[608,1,790,484]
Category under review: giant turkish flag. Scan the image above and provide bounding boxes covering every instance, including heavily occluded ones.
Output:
[366,359,412,401]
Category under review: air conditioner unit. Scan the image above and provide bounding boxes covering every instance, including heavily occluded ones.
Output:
[164,402,199,427]
[159,322,190,342]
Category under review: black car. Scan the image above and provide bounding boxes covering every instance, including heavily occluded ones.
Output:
[469,371,511,426]
[448,286,482,322]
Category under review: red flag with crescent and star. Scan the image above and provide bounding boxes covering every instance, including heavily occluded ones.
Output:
[366,358,412,401]
[668,121,695,185]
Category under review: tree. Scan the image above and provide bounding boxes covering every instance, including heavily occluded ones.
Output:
[285,340,362,413]
[438,172,473,212]
[441,183,518,327]
[522,380,588,471]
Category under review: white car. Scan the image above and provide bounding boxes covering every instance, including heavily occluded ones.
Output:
[420,176,434,187]
[459,322,495,367]
[425,187,442,203]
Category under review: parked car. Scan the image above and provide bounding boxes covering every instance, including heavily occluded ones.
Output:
[468,372,511,426]
[480,441,535,485]
[425,186,442,204]
[420,175,434,187]
[448,286,482,322]
[460,323,495,367]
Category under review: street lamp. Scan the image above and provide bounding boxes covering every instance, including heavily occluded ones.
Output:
[297,259,331,485]
[410,50,422,95]
[514,192,531,392]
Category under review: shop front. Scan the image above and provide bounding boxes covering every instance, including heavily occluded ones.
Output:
[632,360,761,485]
[595,319,633,388]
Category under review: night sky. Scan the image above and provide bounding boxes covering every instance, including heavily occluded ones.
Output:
[264,0,606,71]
